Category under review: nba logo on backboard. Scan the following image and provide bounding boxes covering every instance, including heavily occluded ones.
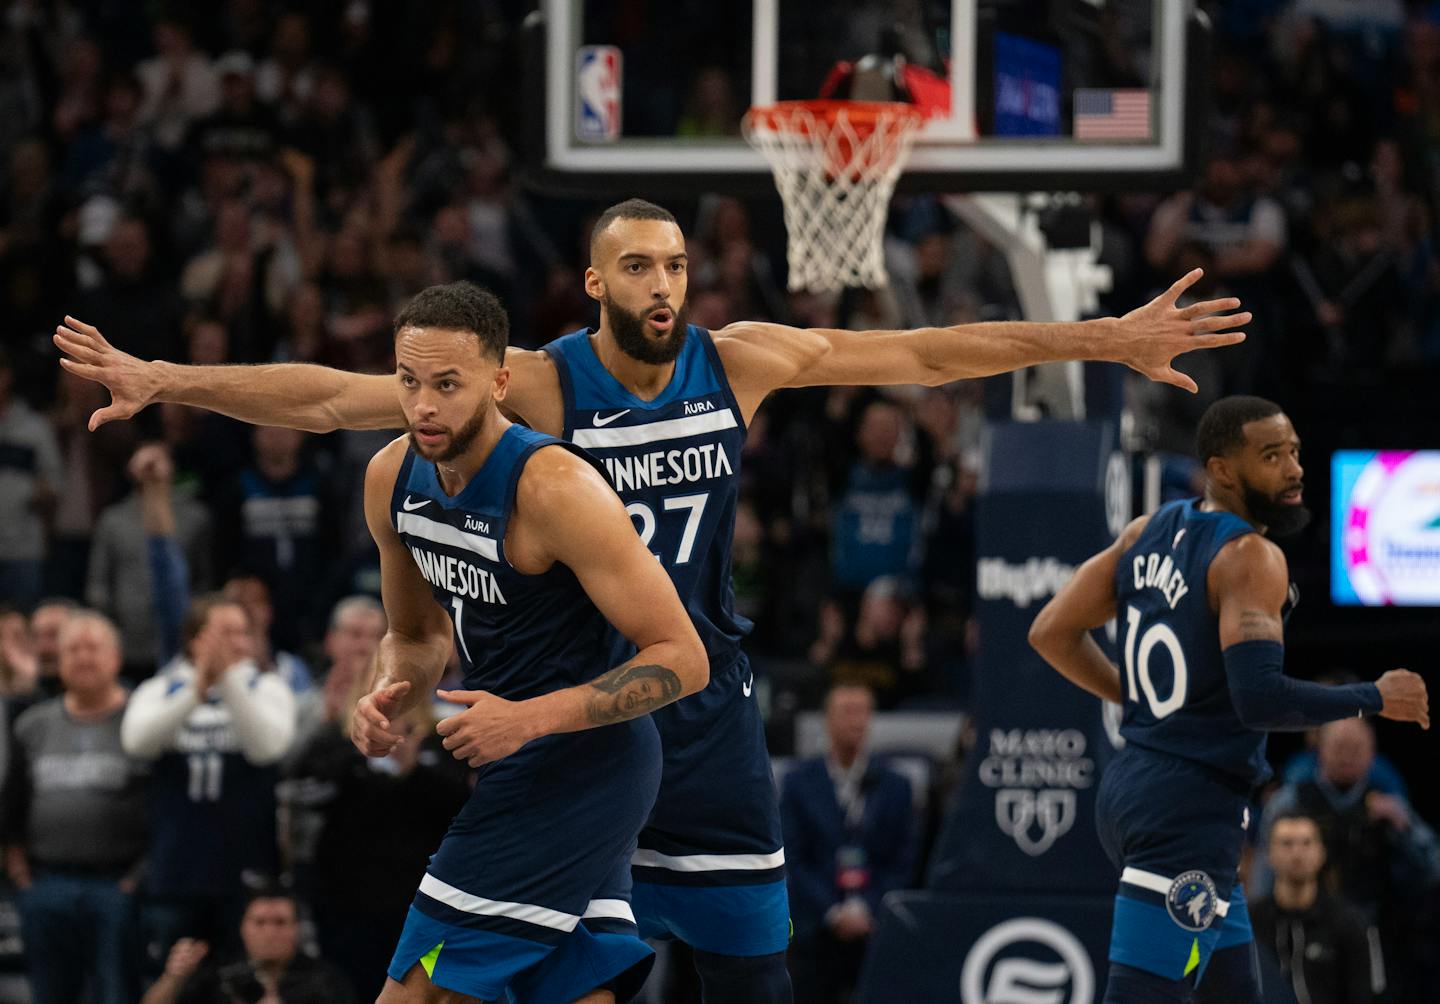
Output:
[575,46,622,143]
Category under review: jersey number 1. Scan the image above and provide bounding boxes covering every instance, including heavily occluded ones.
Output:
[1123,606,1188,719]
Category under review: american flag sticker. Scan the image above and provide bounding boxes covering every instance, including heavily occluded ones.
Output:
[576,45,622,143]
[1073,89,1151,140]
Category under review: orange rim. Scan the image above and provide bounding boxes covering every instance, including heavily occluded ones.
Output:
[744,100,924,137]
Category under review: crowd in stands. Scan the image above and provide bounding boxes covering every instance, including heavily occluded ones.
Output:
[0,1,1437,1002]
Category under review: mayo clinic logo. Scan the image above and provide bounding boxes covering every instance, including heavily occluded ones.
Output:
[980,729,1093,856]
[960,918,1095,1004]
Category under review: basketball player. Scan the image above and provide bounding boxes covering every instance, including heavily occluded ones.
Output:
[57,199,1248,1003]
[340,282,707,1003]
[1028,395,1429,1003]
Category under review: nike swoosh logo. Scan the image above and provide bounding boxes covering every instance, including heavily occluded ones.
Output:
[401,496,429,511]
[742,673,753,697]
[592,410,631,427]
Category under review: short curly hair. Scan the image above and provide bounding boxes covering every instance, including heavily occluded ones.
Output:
[1195,395,1283,462]
[393,281,508,362]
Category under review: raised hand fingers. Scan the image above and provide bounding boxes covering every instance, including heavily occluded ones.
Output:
[62,316,106,342]
[1156,367,1200,395]
[1162,268,1204,305]
[1190,311,1251,334]
[54,329,105,364]
[1173,332,1247,354]
[1178,297,1241,320]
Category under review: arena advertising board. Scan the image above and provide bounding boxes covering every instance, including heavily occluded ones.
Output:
[1332,450,1440,606]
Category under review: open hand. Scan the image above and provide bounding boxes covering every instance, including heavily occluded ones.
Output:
[54,316,164,430]
[436,689,538,767]
[1111,269,1249,393]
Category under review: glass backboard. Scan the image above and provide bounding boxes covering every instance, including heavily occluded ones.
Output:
[525,0,1208,194]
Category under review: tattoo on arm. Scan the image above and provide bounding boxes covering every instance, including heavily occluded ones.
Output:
[1237,608,1283,642]
[585,663,683,726]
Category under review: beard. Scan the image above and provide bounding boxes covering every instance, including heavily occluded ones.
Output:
[604,294,689,364]
[409,406,488,463]
[1244,482,1311,538]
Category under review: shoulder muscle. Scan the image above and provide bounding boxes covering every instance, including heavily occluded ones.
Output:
[502,348,565,436]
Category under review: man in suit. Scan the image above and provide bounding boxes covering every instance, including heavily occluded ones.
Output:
[780,683,915,1004]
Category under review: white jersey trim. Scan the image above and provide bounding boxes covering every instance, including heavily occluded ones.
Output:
[581,899,636,923]
[1120,866,1231,917]
[396,511,500,562]
[630,848,786,872]
[573,409,739,450]
[417,874,579,932]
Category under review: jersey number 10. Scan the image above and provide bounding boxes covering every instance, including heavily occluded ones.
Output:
[1123,606,1189,719]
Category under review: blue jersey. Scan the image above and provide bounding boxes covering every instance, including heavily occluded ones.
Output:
[545,326,750,667]
[390,425,612,699]
[1114,498,1272,787]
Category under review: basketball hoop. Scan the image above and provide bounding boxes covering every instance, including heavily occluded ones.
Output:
[743,100,924,293]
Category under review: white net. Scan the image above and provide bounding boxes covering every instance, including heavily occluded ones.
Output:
[743,101,924,293]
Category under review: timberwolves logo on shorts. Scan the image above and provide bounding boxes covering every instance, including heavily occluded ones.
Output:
[1165,871,1219,932]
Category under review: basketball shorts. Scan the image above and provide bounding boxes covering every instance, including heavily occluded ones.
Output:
[388,718,661,1002]
[1096,745,1256,985]
[633,652,791,957]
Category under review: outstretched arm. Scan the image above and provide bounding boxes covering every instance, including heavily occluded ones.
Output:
[716,269,1248,420]
[56,317,567,435]
[1212,535,1426,730]
[56,317,404,433]
[1028,518,1149,704]
[436,446,707,766]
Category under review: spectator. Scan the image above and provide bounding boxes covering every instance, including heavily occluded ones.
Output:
[141,883,354,1004]
[222,574,314,698]
[291,595,385,752]
[220,425,336,650]
[808,577,929,709]
[69,215,183,363]
[1145,154,1288,282]
[1,611,147,1004]
[829,399,922,598]
[189,51,282,167]
[255,13,318,130]
[88,444,212,678]
[1251,811,1381,1004]
[781,683,915,1004]
[0,598,78,711]
[121,594,296,973]
[135,18,220,151]
[0,349,63,609]
[288,691,467,1001]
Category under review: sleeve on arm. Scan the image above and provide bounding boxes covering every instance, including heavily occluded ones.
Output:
[147,536,190,667]
[121,675,201,759]
[1223,641,1382,731]
[217,669,297,767]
